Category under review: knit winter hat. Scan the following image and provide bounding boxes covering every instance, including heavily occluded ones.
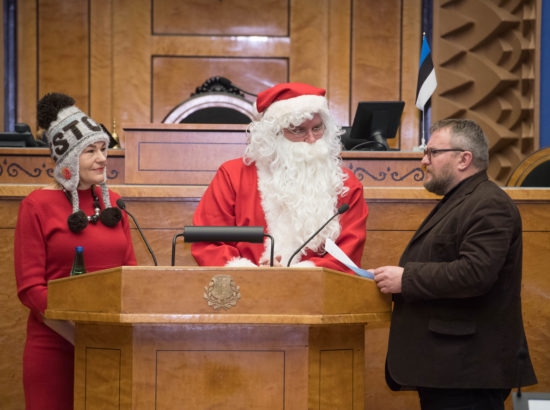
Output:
[255,83,327,119]
[37,92,121,233]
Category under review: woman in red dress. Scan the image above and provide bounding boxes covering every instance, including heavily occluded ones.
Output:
[14,93,137,409]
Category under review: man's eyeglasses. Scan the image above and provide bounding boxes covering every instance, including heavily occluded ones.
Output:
[423,148,465,160]
[285,123,325,139]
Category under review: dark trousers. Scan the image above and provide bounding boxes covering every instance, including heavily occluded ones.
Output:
[417,387,511,410]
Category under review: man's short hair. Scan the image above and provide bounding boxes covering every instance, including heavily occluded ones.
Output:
[430,118,489,170]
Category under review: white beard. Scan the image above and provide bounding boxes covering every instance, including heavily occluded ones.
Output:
[255,137,344,265]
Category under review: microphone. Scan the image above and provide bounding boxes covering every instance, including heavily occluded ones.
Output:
[183,226,265,243]
[116,199,158,266]
[287,203,350,267]
[171,226,274,267]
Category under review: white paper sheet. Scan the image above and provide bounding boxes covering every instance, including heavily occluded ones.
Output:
[325,238,374,279]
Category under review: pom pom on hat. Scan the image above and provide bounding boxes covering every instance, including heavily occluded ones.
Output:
[255,82,328,120]
[100,206,122,227]
[38,92,119,232]
[67,211,89,233]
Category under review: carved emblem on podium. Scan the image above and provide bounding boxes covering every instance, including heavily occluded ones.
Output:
[204,274,241,310]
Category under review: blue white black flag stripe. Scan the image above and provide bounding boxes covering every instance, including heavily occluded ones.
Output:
[415,36,437,111]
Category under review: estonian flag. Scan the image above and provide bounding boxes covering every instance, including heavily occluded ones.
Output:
[415,36,437,111]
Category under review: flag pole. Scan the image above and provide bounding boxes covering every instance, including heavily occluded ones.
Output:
[414,32,434,152]
[421,108,426,147]
[414,109,426,152]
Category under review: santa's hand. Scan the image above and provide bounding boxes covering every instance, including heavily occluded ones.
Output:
[259,255,282,267]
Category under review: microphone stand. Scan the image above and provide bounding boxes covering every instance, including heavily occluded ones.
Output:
[171,227,274,267]
[171,232,185,266]
[117,199,158,266]
[287,204,349,267]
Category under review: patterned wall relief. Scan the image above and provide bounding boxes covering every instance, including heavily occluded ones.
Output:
[433,0,538,184]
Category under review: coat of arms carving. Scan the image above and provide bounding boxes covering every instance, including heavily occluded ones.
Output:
[203,274,241,310]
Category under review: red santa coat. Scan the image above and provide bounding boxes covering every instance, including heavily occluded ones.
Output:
[191,158,368,274]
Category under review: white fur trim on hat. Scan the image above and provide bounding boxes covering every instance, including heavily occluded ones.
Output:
[261,94,328,121]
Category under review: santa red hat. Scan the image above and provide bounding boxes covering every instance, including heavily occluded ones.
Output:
[255,82,328,119]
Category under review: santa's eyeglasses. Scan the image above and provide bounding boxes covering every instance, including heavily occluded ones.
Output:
[285,123,325,139]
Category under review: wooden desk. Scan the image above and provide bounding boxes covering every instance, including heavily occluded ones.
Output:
[46,266,391,409]
[121,123,424,187]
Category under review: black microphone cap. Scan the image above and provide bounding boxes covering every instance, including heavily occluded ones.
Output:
[338,203,350,214]
[116,198,126,209]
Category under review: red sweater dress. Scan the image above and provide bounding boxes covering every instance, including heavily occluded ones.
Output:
[14,187,137,410]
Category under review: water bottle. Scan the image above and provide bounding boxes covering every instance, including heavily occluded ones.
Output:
[70,246,87,276]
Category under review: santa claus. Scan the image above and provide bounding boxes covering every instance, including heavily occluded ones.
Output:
[191,82,368,273]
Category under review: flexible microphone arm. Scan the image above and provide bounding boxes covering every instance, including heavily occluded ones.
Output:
[286,203,350,267]
[171,226,274,267]
[116,199,158,266]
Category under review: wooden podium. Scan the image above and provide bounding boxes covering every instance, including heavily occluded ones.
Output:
[46,266,391,410]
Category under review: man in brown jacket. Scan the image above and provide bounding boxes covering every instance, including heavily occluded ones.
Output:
[373,119,537,409]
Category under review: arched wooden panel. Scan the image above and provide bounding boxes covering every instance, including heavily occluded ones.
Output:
[152,57,287,123]
[506,147,550,186]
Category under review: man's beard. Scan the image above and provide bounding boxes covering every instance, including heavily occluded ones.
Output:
[424,162,454,195]
[255,137,344,265]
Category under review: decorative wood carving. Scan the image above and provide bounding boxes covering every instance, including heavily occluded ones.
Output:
[163,77,256,123]
[0,149,124,184]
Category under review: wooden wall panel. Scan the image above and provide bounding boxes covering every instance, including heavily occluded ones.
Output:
[352,1,402,103]
[326,0,352,126]
[17,1,38,130]
[0,222,28,410]
[37,0,89,110]
[89,0,113,128]
[352,0,422,150]
[112,0,151,127]
[16,0,421,150]
[152,57,288,122]
[152,0,289,36]
[290,0,329,94]
[15,0,543,179]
